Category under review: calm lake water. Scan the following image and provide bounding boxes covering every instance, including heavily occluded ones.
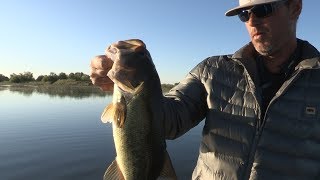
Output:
[0,86,204,180]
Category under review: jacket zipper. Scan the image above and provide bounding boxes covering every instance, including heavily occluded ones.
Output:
[242,72,261,180]
[233,58,308,179]
[232,59,262,179]
[261,68,303,124]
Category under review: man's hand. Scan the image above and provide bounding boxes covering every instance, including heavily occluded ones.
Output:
[90,39,154,92]
[90,55,114,91]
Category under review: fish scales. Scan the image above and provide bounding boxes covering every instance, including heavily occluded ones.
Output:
[102,39,176,180]
[113,85,153,179]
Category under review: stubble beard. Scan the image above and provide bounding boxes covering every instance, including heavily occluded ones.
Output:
[253,39,274,56]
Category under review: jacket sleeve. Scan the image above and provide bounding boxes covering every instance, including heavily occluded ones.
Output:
[162,59,208,139]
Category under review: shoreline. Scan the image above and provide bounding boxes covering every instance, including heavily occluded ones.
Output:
[0,80,176,93]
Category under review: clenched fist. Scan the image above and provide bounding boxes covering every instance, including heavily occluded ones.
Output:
[90,39,155,92]
[90,55,114,91]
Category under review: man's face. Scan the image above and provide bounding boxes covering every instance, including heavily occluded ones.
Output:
[244,2,296,56]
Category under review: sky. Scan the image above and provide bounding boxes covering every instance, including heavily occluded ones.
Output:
[1,0,319,84]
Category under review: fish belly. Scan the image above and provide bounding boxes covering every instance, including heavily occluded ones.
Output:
[113,90,154,180]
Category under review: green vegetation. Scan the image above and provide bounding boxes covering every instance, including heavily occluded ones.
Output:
[0,72,90,84]
[161,83,178,93]
[9,72,34,83]
[0,72,177,93]
[0,74,9,82]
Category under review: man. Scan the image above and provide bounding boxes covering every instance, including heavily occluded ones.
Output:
[90,0,320,179]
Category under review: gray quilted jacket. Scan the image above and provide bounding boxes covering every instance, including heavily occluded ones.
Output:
[162,40,320,179]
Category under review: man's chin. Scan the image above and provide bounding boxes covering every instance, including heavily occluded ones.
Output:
[253,42,273,56]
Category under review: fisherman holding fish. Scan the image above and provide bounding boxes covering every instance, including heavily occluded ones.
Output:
[90,0,320,179]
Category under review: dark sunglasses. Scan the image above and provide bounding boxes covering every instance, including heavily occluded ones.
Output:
[238,0,287,22]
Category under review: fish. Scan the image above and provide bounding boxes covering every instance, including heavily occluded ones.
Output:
[101,83,177,180]
[101,77,177,179]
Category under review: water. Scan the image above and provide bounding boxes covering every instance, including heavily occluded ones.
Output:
[0,86,204,180]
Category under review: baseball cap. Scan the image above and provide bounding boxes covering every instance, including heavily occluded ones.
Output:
[225,0,285,16]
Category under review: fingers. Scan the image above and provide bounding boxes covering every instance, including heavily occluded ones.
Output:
[111,39,146,51]
[90,55,113,70]
[90,76,114,91]
[89,55,113,81]
[89,39,150,92]
[99,84,114,91]
[90,68,108,79]
[105,39,147,60]
[90,55,114,91]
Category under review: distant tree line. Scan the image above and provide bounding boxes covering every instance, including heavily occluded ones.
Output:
[0,72,91,83]
[0,74,9,82]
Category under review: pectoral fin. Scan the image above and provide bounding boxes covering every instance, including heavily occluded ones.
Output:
[103,159,125,180]
[157,150,177,180]
[101,102,126,128]
[101,104,113,124]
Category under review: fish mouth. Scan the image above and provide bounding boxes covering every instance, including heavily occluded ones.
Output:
[105,39,155,94]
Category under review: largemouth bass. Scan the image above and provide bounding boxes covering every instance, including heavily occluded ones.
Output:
[100,39,177,180]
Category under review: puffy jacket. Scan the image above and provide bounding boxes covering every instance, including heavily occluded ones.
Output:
[162,39,320,179]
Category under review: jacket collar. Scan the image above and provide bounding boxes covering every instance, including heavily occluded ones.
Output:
[230,39,320,91]
[231,42,260,86]
[232,39,320,70]
[295,40,320,70]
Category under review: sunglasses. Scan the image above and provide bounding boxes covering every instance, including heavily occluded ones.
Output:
[238,0,287,22]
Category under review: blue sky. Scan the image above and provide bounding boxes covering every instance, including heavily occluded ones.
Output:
[1,0,319,84]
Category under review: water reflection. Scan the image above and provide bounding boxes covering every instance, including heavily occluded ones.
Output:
[0,85,112,99]
[0,86,202,179]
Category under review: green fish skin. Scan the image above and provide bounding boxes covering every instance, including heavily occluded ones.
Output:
[102,84,177,180]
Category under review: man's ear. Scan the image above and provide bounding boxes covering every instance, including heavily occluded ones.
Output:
[289,0,302,20]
